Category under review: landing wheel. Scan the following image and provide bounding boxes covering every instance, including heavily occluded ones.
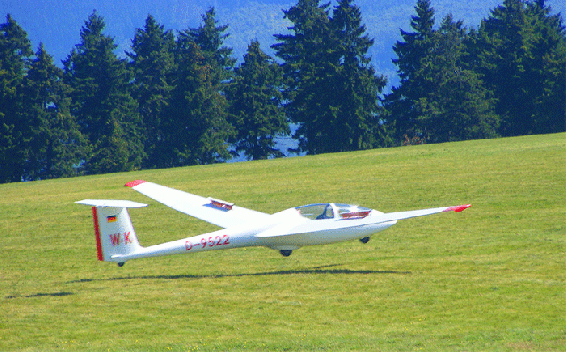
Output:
[118,262,125,267]
[359,237,370,244]
[279,250,293,257]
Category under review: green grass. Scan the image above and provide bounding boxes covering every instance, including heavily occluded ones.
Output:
[1,133,564,351]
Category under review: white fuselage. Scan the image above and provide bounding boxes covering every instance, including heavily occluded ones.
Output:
[112,207,397,261]
[78,181,470,264]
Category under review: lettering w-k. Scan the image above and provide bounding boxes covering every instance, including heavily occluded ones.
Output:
[109,234,120,246]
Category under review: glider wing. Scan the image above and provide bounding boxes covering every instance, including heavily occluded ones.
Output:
[125,180,270,228]
[256,204,471,239]
[374,204,471,223]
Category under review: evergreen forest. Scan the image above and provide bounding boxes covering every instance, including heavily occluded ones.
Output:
[0,0,564,183]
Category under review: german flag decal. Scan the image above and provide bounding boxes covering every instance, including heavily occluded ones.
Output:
[107,215,117,223]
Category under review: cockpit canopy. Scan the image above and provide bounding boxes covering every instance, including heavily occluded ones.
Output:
[295,203,372,220]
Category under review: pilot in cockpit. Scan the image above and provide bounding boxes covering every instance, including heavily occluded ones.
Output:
[316,204,334,220]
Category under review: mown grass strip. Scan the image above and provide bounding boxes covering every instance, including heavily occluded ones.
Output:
[1,133,564,351]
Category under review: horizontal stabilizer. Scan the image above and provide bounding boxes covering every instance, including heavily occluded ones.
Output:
[76,199,148,208]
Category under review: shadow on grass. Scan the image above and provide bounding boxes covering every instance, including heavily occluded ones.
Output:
[5,291,73,299]
[67,265,411,284]
[6,266,410,298]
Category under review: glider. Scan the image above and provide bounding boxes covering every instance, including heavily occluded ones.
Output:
[77,180,470,267]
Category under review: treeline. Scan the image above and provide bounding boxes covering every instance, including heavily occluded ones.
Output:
[0,0,564,183]
[387,0,566,144]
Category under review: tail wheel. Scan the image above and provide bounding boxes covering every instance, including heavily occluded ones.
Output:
[279,250,293,257]
[359,237,370,244]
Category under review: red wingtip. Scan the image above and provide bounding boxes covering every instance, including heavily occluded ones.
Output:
[444,204,472,213]
[125,180,146,187]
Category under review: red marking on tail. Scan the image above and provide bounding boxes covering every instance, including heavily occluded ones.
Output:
[109,234,121,246]
[444,204,471,213]
[124,232,132,244]
[92,207,104,261]
[125,180,146,187]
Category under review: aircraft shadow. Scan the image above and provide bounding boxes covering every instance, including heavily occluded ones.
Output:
[5,291,73,299]
[68,265,411,284]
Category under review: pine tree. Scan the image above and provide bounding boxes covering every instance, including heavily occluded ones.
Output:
[180,7,236,84]
[163,39,233,166]
[414,15,499,143]
[273,0,387,154]
[158,8,235,166]
[386,0,436,141]
[476,0,565,136]
[64,11,142,174]
[127,15,176,168]
[227,40,287,160]
[0,14,32,183]
[331,0,388,150]
[21,43,87,180]
[272,0,334,154]
[525,0,566,134]
[477,0,533,136]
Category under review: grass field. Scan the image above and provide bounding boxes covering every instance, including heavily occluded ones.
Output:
[1,133,564,351]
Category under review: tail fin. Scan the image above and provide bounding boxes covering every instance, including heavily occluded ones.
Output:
[76,200,147,264]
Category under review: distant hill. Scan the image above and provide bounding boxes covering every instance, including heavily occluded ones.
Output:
[3,0,565,88]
